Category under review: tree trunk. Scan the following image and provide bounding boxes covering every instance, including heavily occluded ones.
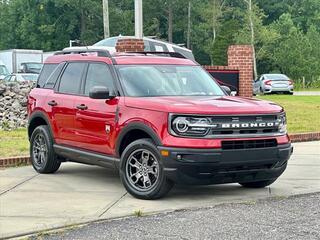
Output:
[80,1,86,44]
[168,0,173,43]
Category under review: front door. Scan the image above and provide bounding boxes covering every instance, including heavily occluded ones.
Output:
[74,62,118,155]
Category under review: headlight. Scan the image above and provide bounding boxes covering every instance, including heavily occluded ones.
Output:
[279,113,287,134]
[171,116,211,136]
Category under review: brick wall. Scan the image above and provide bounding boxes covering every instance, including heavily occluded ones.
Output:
[115,38,144,52]
[227,45,253,97]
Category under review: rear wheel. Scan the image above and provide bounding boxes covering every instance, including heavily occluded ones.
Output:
[30,125,60,173]
[119,138,173,200]
[239,178,277,188]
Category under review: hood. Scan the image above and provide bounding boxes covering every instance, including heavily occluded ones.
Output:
[124,96,283,114]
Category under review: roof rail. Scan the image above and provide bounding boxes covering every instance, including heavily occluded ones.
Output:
[128,51,187,59]
[54,48,112,58]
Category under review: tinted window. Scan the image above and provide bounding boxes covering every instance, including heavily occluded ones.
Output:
[84,63,114,96]
[37,64,58,87]
[44,63,65,89]
[58,62,85,94]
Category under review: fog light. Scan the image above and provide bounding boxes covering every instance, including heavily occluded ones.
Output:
[177,154,182,160]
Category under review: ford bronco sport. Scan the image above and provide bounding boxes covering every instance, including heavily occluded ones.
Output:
[28,49,293,199]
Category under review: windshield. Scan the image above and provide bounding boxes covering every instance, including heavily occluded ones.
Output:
[117,65,225,97]
[94,37,118,47]
[0,65,9,75]
[264,74,289,80]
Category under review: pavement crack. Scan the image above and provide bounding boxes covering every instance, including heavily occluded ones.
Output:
[98,192,128,217]
[0,174,39,196]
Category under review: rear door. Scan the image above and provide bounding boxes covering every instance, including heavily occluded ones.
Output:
[48,62,87,146]
[73,62,119,155]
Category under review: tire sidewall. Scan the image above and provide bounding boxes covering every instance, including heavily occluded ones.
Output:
[119,139,166,198]
[30,125,54,173]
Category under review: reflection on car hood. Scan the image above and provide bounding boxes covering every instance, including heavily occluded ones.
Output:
[125,96,283,114]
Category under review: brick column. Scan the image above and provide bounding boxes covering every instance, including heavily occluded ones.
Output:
[227,45,253,97]
[115,38,144,52]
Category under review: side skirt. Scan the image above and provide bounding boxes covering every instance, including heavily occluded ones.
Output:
[53,144,119,169]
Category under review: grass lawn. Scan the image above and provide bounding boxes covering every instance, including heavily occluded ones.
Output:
[257,95,320,133]
[295,88,320,92]
[0,128,29,158]
[0,95,319,158]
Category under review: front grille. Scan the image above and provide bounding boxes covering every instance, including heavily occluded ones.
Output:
[221,139,277,150]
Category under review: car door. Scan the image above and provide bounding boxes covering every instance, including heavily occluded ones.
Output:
[47,62,87,146]
[73,62,119,155]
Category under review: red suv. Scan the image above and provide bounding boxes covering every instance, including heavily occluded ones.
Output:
[28,49,292,199]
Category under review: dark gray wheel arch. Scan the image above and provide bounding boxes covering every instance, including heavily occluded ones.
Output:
[28,111,54,141]
[116,122,162,158]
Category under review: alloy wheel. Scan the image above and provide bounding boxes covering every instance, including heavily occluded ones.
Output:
[125,149,160,191]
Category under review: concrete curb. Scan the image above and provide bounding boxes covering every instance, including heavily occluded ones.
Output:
[0,132,319,168]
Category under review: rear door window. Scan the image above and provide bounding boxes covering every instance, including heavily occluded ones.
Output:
[58,62,86,95]
[37,64,58,87]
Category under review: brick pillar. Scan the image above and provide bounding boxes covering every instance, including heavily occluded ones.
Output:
[115,38,144,52]
[227,45,253,97]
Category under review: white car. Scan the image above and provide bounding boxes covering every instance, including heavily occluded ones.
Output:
[253,74,294,95]
[3,73,38,84]
[64,36,195,60]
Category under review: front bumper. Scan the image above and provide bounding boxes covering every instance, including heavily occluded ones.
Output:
[158,143,293,185]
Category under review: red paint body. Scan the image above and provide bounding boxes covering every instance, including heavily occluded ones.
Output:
[28,53,290,157]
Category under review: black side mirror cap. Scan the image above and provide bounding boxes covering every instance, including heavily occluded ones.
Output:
[89,86,114,99]
[221,85,231,95]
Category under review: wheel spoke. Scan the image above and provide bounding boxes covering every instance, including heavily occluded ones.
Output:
[141,151,150,164]
[143,174,151,188]
[132,172,143,183]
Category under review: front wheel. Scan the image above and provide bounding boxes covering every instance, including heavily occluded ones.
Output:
[119,138,174,200]
[239,178,277,188]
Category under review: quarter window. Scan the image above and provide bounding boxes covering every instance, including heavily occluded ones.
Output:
[58,62,85,94]
[84,63,114,96]
[37,64,58,87]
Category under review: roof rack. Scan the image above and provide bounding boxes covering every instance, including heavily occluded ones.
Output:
[54,48,112,58]
[128,51,187,59]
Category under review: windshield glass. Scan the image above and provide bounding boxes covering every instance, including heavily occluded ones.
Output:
[117,65,225,97]
[94,37,118,47]
[265,74,289,80]
[0,65,9,75]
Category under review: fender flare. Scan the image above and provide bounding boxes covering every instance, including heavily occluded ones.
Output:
[28,111,54,140]
[115,122,162,157]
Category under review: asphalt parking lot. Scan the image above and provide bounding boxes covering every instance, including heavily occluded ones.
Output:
[37,193,320,240]
[0,141,319,239]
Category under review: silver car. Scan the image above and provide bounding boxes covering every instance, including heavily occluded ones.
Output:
[253,74,294,95]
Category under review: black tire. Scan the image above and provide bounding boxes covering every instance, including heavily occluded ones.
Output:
[119,138,174,200]
[239,178,277,188]
[30,125,61,173]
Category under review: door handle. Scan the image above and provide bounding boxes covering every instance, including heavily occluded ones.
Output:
[47,100,57,106]
[76,104,88,110]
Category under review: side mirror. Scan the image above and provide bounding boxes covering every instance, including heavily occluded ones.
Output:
[89,86,114,99]
[221,86,231,96]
